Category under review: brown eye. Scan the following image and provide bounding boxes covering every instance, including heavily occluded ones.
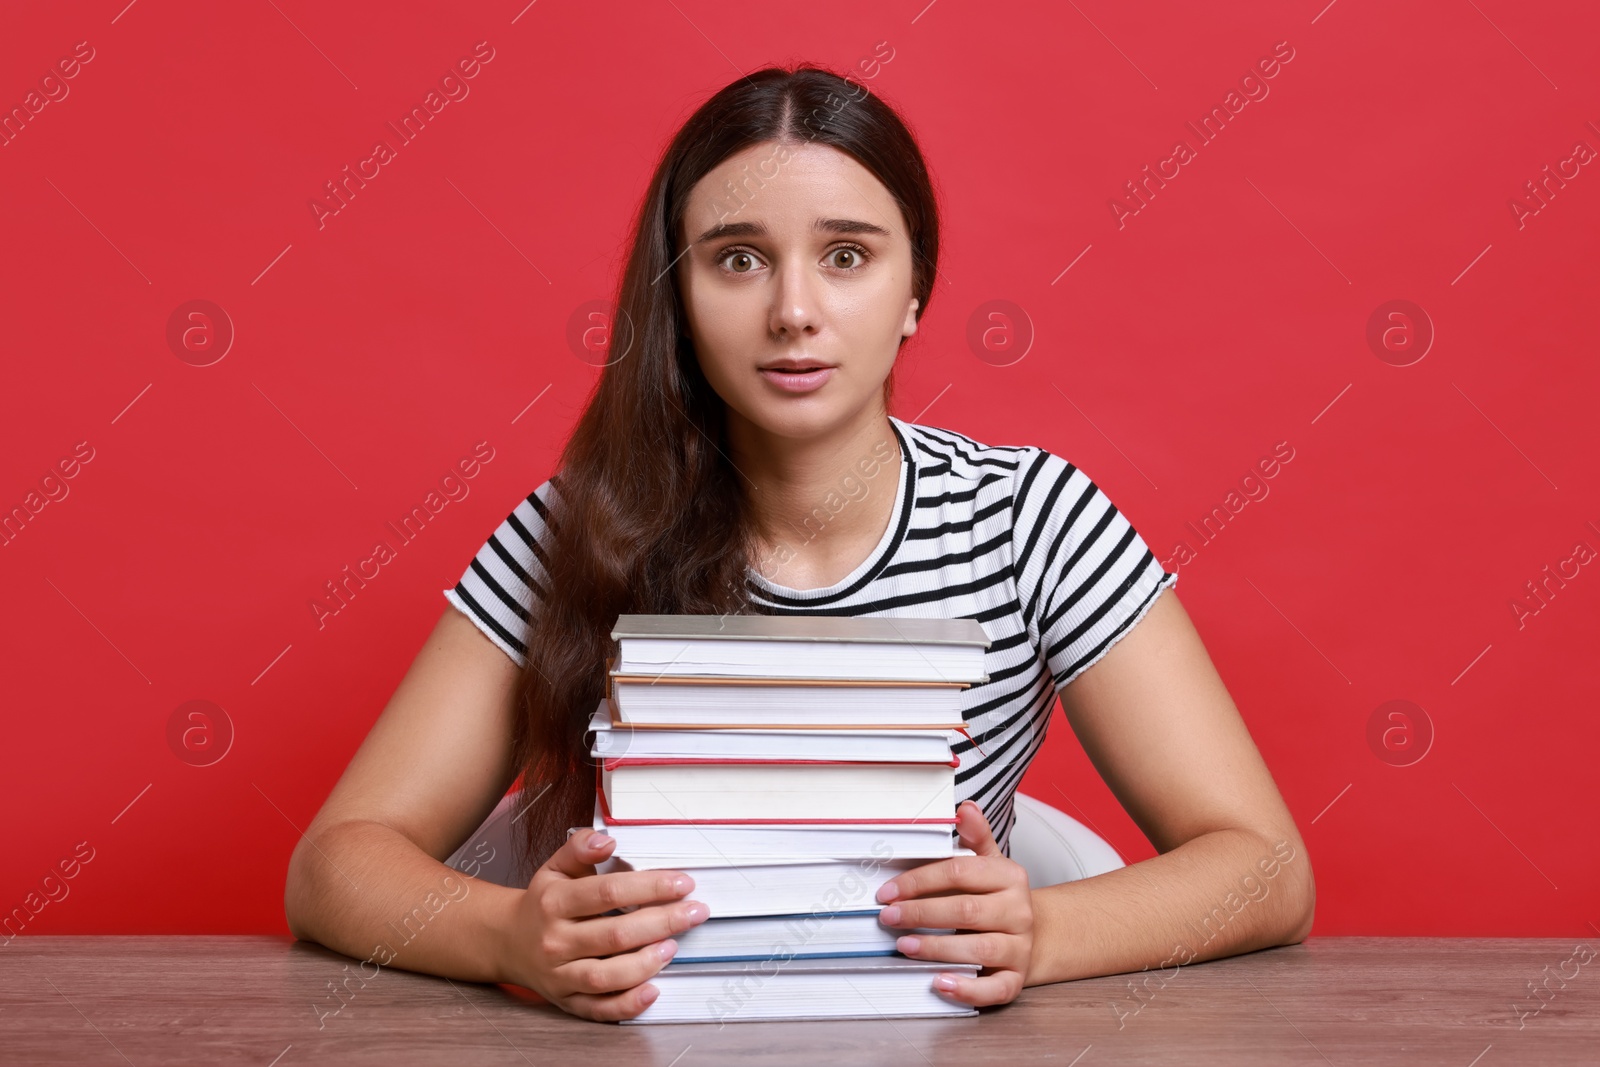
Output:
[719,249,758,273]
[830,244,871,270]
[727,252,755,272]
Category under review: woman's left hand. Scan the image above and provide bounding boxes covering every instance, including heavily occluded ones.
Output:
[875,799,1035,1007]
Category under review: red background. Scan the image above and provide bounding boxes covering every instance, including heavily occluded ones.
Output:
[3,1,1596,938]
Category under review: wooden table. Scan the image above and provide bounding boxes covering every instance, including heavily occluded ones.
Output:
[2,937,1594,1065]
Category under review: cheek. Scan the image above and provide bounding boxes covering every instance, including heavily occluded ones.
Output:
[679,276,740,371]
[832,286,897,342]
[856,270,913,335]
[689,305,754,380]
[684,270,752,335]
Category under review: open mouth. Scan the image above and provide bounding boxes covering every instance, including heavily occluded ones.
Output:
[761,363,833,373]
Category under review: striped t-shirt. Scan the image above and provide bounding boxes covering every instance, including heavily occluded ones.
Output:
[443,414,1178,856]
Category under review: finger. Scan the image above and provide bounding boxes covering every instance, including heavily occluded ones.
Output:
[560,979,666,1022]
[541,828,618,882]
[879,895,1022,935]
[928,967,1024,1008]
[956,800,1003,858]
[876,853,1012,904]
[550,868,697,920]
[892,929,1022,971]
[552,937,681,1001]
[562,897,710,960]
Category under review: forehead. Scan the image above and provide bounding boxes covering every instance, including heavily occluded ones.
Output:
[682,140,903,238]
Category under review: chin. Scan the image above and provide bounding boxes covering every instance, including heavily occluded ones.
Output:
[757,397,883,442]
[725,397,834,438]
[760,408,841,439]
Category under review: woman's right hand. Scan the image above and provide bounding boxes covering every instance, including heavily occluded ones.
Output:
[501,827,711,1021]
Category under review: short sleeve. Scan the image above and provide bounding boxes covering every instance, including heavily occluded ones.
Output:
[1011,448,1177,690]
[441,478,558,668]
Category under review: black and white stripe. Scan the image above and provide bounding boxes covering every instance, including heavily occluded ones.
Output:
[444,415,1178,856]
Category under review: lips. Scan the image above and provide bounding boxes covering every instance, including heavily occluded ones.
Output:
[758,364,836,394]
[760,361,835,372]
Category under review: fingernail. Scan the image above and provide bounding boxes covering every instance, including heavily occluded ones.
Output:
[641,984,660,1004]
[879,904,902,925]
[685,902,708,923]
[876,882,899,903]
[898,935,921,954]
[934,974,958,991]
[657,939,677,961]
[590,831,612,846]
[672,875,693,893]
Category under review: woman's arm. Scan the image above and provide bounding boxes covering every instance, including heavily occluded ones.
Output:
[1026,588,1316,987]
[287,606,713,1021]
[284,606,525,988]
[873,587,1312,1007]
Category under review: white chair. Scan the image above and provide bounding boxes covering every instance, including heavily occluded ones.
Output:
[445,791,534,888]
[1007,791,1126,887]
[444,790,1125,889]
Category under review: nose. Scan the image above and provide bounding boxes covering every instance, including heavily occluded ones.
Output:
[768,255,821,339]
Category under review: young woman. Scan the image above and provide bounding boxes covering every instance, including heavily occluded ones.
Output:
[285,64,1314,1023]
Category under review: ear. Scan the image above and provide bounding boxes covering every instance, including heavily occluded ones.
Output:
[901,296,920,338]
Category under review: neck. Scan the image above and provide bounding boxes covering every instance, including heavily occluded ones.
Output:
[725,404,902,562]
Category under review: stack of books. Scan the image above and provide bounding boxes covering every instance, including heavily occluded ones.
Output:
[586,613,993,1024]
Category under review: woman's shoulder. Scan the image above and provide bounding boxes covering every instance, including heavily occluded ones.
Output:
[891,416,1064,492]
[892,417,1150,557]
[452,475,563,589]
[439,477,563,668]
[468,476,561,559]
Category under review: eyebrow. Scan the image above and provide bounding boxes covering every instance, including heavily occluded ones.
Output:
[693,217,894,245]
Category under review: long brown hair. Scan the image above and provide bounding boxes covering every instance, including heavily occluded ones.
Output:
[509,63,942,873]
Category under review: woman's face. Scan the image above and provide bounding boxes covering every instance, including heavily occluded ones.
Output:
[676,139,920,443]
